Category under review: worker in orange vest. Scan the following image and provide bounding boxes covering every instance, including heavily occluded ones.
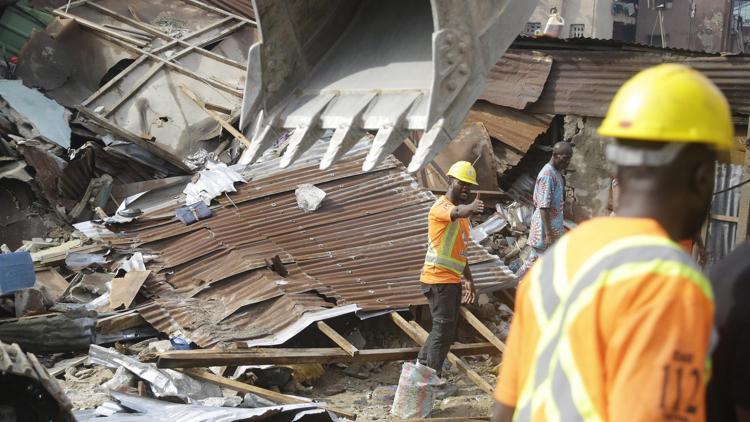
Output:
[492,63,732,421]
[417,161,483,376]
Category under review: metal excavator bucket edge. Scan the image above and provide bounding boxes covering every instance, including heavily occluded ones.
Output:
[239,0,540,172]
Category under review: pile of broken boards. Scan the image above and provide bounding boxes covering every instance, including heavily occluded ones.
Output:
[0,140,514,420]
[0,339,339,421]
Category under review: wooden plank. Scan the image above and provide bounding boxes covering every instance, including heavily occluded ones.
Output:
[57,0,88,11]
[85,3,246,69]
[710,213,740,224]
[48,355,88,377]
[157,343,498,368]
[179,0,256,24]
[76,106,193,173]
[72,25,242,97]
[459,306,506,353]
[430,188,510,199]
[737,118,750,244]
[316,321,359,356]
[109,271,150,310]
[101,23,152,38]
[179,369,354,419]
[52,10,149,47]
[180,85,252,147]
[97,311,148,333]
[82,55,149,107]
[390,312,494,395]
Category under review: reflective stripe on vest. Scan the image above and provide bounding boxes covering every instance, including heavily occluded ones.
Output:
[424,219,466,276]
[515,235,710,422]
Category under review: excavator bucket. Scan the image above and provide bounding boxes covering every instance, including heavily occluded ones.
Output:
[239,0,540,172]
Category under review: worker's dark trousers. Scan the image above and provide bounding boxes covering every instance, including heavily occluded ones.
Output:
[417,283,461,377]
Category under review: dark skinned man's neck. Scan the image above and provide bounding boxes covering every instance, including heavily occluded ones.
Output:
[615,193,684,241]
[446,186,461,205]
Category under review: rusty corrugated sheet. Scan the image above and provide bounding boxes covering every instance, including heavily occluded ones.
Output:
[492,37,750,117]
[480,51,553,110]
[139,293,333,348]
[467,102,553,154]
[111,145,514,346]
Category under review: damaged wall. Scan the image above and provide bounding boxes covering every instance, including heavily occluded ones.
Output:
[564,116,612,221]
[527,0,614,38]
[635,0,730,52]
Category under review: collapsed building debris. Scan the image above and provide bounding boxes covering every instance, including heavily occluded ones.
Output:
[6,0,750,417]
[18,0,257,169]
[0,340,75,421]
[98,141,514,348]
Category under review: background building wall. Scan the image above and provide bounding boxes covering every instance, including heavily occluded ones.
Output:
[635,0,730,52]
[527,0,614,38]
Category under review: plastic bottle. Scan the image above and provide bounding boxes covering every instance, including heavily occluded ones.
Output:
[544,9,565,38]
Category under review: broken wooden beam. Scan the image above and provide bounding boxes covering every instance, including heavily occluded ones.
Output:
[180,85,252,148]
[459,306,506,353]
[390,312,495,394]
[157,343,498,368]
[179,369,355,419]
[316,321,359,356]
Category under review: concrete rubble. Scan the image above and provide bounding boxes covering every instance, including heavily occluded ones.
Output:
[1,0,748,420]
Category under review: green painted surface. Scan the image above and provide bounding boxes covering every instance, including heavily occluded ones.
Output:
[0,0,52,58]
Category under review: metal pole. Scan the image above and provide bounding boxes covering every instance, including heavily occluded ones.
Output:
[658,9,667,48]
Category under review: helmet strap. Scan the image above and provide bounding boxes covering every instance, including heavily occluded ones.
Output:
[606,142,686,167]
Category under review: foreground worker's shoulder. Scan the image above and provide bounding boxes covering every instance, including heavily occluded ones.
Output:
[606,252,714,421]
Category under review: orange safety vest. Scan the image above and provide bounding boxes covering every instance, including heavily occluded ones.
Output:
[421,196,470,284]
[496,217,714,421]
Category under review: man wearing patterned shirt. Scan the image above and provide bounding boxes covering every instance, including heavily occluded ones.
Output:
[516,142,572,278]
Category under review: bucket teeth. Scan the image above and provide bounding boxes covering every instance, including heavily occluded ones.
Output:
[280,126,325,168]
[363,124,408,172]
[239,119,280,165]
[408,119,451,173]
[319,94,375,170]
[242,0,540,171]
[320,125,366,170]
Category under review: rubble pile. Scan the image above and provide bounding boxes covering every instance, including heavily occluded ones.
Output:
[0,1,531,420]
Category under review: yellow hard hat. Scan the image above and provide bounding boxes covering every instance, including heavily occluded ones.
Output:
[598,63,733,150]
[446,161,478,185]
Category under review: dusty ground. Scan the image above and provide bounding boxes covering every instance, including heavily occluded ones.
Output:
[310,359,497,421]
[53,296,512,420]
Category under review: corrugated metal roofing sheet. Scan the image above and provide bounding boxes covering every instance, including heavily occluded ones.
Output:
[490,38,750,117]
[480,51,553,110]
[467,102,553,154]
[108,145,514,346]
[524,50,750,117]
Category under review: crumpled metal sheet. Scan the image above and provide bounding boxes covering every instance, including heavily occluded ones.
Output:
[0,80,71,147]
[76,391,331,422]
[479,51,553,110]
[183,162,245,205]
[88,345,222,402]
[466,102,553,155]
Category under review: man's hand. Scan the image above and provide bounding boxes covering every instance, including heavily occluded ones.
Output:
[471,193,484,214]
[462,280,476,304]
